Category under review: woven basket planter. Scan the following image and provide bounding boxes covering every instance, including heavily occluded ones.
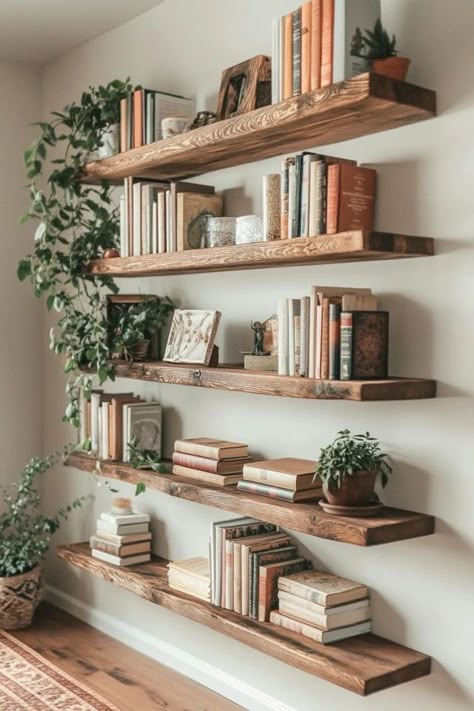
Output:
[0,566,42,630]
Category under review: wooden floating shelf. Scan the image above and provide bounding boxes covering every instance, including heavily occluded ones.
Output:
[57,543,431,695]
[106,360,436,402]
[82,73,436,182]
[88,231,435,278]
[67,453,435,547]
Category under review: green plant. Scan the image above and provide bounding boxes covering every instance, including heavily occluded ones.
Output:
[0,453,88,577]
[316,430,392,490]
[108,297,174,360]
[128,440,170,475]
[363,18,397,60]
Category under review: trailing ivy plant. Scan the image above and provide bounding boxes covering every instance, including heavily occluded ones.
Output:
[128,440,170,475]
[18,79,135,426]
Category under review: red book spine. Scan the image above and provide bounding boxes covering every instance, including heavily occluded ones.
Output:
[326,163,340,235]
[133,89,143,149]
[320,0,334,88]
[172,452,218,473]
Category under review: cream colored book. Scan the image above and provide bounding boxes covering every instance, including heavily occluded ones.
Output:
[94,531,152,546]
[277,592,370,616]
[278,570,368,607]
[278,598,371,630]
[240,534,291,616]
[172,465,241,487]
[243,458,319,491]
[270,611,371,644]
[174,438,248,460]
[342,294,378,312]
[168,557,210,582]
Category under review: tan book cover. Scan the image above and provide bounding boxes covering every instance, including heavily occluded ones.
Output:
[278,596,371,629]
[172,465,241,487]
[327,164,377,235]
[233,532,290,613]
[241,534,291,616]
[109,395,141,461]
[320,0,334,88]
[177,192,223,251]
[168,557,209,581]
[270,611,371,644]
[90,537,151,558]
[310,0,323,90]
[243,458,319,491]
[174,438,248,460]
[278,570,368,606]
[283,13,293,99]
[342,294,378,312]
[301,2,312,94]
[278,591,370,616]
[95,531,152,546]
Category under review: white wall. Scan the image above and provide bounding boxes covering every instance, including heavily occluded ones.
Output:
[40,1,474,709]
[0,60,43,483]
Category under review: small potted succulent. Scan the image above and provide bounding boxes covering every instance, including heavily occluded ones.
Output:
[0,454,87,630]
[108,296,174,362]
[316,430,392,509]
[363,18,411,81]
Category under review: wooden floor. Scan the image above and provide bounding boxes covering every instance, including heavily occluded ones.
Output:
[10,603,243,711]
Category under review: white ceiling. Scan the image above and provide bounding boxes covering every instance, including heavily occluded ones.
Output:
[0,0,166,64]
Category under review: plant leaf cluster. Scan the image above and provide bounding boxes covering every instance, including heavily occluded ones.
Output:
[363,18,398,60]
[316,429,392,489]
[109,297,174,360]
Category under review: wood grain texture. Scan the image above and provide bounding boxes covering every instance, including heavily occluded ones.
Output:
[103,359,436,402]
[57,544,431,696]
[67,453,435,546]
[82,74,436,182]
[12,603,242,711]
[88,231,435,278]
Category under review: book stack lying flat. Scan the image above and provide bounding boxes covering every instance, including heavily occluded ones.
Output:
[172,438,252,488]
[167,558,211,602]
[270,570,371,644]
[237,458,323,503]
[90,500,152,567]
[209,516,311,617]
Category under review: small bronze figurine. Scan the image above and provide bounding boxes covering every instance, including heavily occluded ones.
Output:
[250,321,269,356]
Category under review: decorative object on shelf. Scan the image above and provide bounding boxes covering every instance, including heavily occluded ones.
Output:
[244,354,278,372]
[107,294,174,362]
[251,320,268,356]
[0,452,87,629]
[316,430,391,513]
[363,18,410,80]
[243,315,279,371]
[128,442,170,474]
[177,193,223,251]
[235,215,264,244]
[123,402,162,461]
[103,248,120,259]
[263,174,281,241]
[207,217,236,247]
[187,110,217,131]
[90,500,152,567]
[161,116,191,139]
[216,55,271,120]
[164,309,221,366]
[97,122,120,159]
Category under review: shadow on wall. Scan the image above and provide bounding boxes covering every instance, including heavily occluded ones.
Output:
[381,292,433,378]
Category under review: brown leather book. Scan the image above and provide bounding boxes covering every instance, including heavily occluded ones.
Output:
[310,0,322,90]
[133,89,144,148]
[320,0,334,87]
[301,2,312,94]
[326,164,377,235]
[340,311,389,380]
[283,13,294,99]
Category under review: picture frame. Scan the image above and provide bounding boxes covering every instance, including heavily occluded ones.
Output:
[216,55,271,121]
[163,309,221,366]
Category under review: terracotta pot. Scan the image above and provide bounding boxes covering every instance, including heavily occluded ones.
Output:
[0,566,42,630]
[372,57,411,81]
[324,470,376,507]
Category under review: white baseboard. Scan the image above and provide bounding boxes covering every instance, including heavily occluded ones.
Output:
[44,585,295,711]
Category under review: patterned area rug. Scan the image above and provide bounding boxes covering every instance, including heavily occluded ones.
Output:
[0,630,120,710]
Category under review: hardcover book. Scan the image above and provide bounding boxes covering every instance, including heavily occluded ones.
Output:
[249,546,298,618]
[175,438,248,460]
[91,549,151,567]
[278,596,371,629]
[243,458,319,491]
[263,174,281,241]
[258,558,310,622]
[278,569,368,606]
[172,452,251,474]
[177,192,223,251]
[340,311,389,380]
[236,533,291,615]
[172,465,241,487]
[237,480,322,503]
[269,612,371,644]
[326,163,377,234]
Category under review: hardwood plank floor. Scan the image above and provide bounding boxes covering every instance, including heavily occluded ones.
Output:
[10,602,243,711]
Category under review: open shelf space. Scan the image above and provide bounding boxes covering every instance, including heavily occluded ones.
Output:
[57,543,431,695]
[88,231,435,278]
[82,74,436,182]
[67,452,435,546]
[106,360,436,402]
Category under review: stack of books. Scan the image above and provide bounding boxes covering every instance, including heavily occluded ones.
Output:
[237,458,322,503]
[90,501,152,567]
[278,286,388,380]
[172,437,251,488]
[209,516,311,618]
[271,0,380,103]
[119,179,223,257]
[270,570,371,644]
[120,88,194,150]
[167,558,211,602]
[79,390,162,463]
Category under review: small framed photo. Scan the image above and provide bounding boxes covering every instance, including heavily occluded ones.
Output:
[163,309,221,366]
[216,55,271,121]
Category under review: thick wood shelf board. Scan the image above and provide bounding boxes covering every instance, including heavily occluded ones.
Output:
[57,543,431,695]
[88,232,435,278]
[105,360,436,402]
[67,453,435,546]
[82,74,436,182]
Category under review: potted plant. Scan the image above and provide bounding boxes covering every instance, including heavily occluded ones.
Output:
[0,454,87,630]
[108,296,174,362]
[316,430,392,509]
[362,18,411,81]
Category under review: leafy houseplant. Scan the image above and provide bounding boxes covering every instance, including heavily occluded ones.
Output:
[362,18,411,81]
[316,430,392,508]
[108,296,174,362]
[0,453,87,630]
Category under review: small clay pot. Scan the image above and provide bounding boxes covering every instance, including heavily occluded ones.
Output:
[103,248,120,259]
[372,56,411,81]
[324,470,376,507]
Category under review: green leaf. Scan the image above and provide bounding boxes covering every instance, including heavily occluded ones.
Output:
[135,482,146,496]
[17,260,31,281]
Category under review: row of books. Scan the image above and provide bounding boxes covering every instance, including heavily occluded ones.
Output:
[120,88,194,151]
[270,569,371,644]
[90,501,152,567]
[167,558,211,603]
[119,179,222,257]
[237,458,322,503]
[277,286,388,380]
[79,390,162,462]
[263,153,377,242]
[172,437,251,487]
[271,0,380,103]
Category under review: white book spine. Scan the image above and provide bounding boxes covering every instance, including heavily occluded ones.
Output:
[300,296,310,378]
[278,298,289,376]
[272,19,278,104]
[308,288,317,378]
[119,193,126,257]
[151,198,158,254]
[122,404,130,462]
[165,190,172,252]
[315,302,323,379]
[300,155,315,238]
[288,163,296,239]
[133,182,142,256]
[278,17,285,102]
[157,191,166,253]
[288,300,296,377]
[101,402,109,461]
[90,393,101,454]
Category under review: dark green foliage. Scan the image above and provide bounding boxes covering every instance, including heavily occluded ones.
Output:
[316,429,392,490]
[363,18,398,60]
[128,440,170,476]
[108,297,174,360]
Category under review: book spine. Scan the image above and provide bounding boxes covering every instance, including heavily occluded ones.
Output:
[157,191,166,253]
[320,297,330,380]
[310,0,322,91]
[340,311,353,381]
[294,314,301,376]
[233,544,242,614]
[320,0,335,88]
[308,288,317,379]
[278,298,289,376]
[120,98,128,153]
[269,611,324,643]
[224,539,234,611]
[172,451,219,473]
[277,579,327,605]
[300,155,313,238]
[315,302,323,379]
[292,155,303,237]
[263,174,281,240]
[292,8,302,97]
[300,295,310,378]
[272,19,279,104]
[278,17,285,102]
[237,480,297,502]
[174,441,221,459]
[90,538,120,556]
[301,2,312,94]
[243,467,300,490]
[133,89,143,148]
[280,158,290,239]
[288,159,296,238]
[315,161,327,234]
[283,13,293,100]
[326,163,340,235]
[288,300,296,377]
[329,302,341,380]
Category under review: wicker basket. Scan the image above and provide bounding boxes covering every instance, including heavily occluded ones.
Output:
[0,566,42,630]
